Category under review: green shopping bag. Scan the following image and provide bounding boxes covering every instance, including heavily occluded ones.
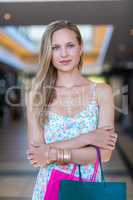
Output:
[59,147,127,200]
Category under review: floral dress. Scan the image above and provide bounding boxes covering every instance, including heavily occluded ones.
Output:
[32,83,101,200]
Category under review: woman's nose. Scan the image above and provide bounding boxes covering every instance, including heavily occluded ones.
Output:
[60,47,68,57]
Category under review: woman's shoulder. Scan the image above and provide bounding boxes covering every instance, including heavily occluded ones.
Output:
[95,82,114,103]
[96,82,113,93]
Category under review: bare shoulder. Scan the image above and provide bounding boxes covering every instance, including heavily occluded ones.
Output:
[95,83,114,104]
[96,83,113,94]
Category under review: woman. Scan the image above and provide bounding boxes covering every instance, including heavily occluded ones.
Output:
[26,20,117,200]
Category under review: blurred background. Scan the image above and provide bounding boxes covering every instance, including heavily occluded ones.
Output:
[0,0,133,199]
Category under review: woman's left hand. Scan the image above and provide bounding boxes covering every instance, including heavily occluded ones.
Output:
[27,143,50,168]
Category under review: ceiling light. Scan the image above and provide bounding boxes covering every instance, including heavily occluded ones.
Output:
[3,13,11,21]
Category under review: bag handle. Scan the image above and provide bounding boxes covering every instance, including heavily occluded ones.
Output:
[71,146,102,182]
[78,147,105,183]
[95,146,105,182]
[71,158,99,181]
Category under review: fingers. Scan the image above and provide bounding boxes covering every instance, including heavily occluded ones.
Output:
[111,133,118,139]
[33,163,41,168]
[26,151,33,156]
[30,143,40,148]
[30,160,40,168]
[110,133,118,147]
[109,140,116,147]
[26,147,35,155]
[26,150,35,161]
[27,154,33,160]
[95,127,118,150]
[103,131,118,150]
[30,159,42,168]
[26,153,39,166]
[110,133,117,140]
[107,137,117,150]
[108,133,117,146]
[30,159,36,164]
[26,151,33,160]
[28,143,40,153]
[107,145,115,150]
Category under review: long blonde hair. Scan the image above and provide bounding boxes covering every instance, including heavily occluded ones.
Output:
[31,20,84,127]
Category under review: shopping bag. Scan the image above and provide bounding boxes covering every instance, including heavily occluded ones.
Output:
[59,181,126,200]
[44,148,99,200]
[59,147,127,200]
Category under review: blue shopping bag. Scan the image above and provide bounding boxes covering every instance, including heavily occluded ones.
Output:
[59,147,127,200]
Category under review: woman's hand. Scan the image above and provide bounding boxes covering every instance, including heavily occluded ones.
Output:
[89,126,118,150]
[26,143,56,168]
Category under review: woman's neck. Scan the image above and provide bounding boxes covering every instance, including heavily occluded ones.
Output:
[56,68,84,88]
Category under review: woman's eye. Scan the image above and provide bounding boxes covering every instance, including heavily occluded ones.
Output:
[68,44,74,48]
[52,46,59,50]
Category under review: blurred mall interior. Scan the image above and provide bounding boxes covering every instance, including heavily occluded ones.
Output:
[0,0,133,199]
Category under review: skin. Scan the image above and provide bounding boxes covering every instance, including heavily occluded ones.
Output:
[26,28,117,167]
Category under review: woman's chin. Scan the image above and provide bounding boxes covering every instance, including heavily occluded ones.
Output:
[57,65,75,72]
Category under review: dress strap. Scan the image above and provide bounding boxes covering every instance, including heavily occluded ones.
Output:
[91,83,97,101]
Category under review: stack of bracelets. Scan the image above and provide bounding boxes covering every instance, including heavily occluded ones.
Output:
[57,148,71,164]
[46,147,72,165]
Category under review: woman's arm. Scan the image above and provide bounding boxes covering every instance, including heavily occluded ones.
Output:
[49,133,92,149]
[48,126,115,150]
[96,83,115,162]
[26,91,45,148]
[68,83,116,164]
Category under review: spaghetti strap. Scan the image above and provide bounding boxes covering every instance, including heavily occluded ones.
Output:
[92,83,97,101]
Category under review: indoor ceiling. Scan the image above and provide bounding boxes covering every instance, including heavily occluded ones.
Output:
[0,0,133,65]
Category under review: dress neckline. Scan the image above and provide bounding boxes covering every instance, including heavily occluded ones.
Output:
[47,82,98,120]
[54,83,93,89]
[47,100,98,120]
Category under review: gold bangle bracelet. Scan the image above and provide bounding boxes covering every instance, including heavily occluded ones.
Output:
[57,149,64,163]
[57,149,71,164]
[63,149,71,163]
[61,149,64,163]
[63,149,68,162]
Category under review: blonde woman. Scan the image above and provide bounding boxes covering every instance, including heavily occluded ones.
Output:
[26,20,117,200]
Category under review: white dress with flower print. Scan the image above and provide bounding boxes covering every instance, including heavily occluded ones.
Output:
[32,83,101,200]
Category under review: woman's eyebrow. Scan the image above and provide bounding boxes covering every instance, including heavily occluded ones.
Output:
[52,44,60,47]
[65,41,75,45]
[52,41,74,46]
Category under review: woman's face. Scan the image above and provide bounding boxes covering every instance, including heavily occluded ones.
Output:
[51,28,82,72]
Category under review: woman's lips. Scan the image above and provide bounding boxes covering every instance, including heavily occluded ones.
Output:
[59,60,72,65]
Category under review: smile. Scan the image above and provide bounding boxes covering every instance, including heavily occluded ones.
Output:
[59,60,72,65]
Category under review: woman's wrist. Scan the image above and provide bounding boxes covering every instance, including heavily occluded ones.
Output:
[48,147,72,164]
[48,147,57,164]
[78,132,94,146]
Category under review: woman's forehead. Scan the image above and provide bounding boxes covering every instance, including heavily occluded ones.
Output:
[51,28,77,44]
